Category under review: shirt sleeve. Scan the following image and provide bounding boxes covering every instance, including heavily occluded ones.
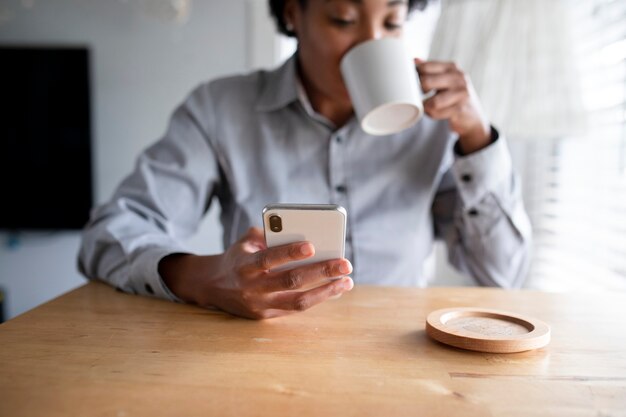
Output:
[431,127,533,288]
[77,84,221,301]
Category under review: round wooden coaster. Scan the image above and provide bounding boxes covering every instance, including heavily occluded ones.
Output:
[425,307,550,353]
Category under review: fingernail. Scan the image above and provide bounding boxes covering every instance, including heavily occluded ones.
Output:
[339,261,351,275]
[300,243,314,256]
[342,278,354,291]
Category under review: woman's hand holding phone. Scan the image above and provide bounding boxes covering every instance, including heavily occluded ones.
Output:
[159,227,353,320]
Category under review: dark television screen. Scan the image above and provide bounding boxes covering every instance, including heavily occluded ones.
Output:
[0,46,93,230]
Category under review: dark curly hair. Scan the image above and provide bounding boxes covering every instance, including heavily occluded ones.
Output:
[269,0,430,37]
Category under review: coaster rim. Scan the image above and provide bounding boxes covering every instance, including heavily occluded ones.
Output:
[425,307,551,353]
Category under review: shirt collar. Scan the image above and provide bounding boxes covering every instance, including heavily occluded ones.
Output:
[255,51,351,132]
[295,74,337,130]
[255,52,300,112]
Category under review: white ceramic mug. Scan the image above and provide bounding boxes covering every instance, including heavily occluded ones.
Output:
[340,37,423,136]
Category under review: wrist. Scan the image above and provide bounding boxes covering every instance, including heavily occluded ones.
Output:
[457,122,492,155]
[159,253,222,305]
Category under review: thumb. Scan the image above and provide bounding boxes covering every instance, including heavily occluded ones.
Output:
[239,227,267,252]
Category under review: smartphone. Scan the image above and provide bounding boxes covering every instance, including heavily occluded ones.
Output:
[262,203,347,274]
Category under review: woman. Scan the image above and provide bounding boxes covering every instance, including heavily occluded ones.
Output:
[78,0,532,319]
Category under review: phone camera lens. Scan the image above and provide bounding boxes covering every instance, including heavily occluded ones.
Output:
[269,215,282,232]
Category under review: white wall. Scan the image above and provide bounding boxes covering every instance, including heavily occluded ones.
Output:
[0,0,246,319]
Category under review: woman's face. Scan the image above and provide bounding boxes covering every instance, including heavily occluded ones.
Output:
[287,0,409,104]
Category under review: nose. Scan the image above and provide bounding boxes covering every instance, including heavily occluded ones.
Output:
[358,23,385,43]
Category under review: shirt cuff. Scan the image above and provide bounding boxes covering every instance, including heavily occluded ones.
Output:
[451,127,513,208]
[129,246,187,303]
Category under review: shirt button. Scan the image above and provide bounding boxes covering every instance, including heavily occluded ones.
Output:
[461,173,472,183]
[335,135,343,144]
[468,208,479,216]
[335,185,347,193]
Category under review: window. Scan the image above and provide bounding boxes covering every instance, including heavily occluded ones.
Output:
[525,0,626,291]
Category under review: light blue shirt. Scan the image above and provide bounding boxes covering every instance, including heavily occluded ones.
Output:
[78,53,532,301]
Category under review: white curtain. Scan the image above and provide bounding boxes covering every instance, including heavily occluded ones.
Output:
[430,0,626,291]
[428,0,587,140]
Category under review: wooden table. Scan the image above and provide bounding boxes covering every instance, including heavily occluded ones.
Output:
[1,281,625,417]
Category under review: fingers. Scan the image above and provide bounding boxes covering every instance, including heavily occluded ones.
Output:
[415,60,460,75]
[267,276,354,312]
[413,59,469,121]
[419,72,467,92]
[239,241,315,273]
[424,90,469,119]
[258,258,353,292]
[228,228,356,319]
[415,60,471,120]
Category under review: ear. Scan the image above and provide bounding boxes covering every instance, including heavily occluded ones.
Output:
[284,0,300,35]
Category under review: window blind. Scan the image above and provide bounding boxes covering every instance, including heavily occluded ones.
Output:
[525,0,626,291]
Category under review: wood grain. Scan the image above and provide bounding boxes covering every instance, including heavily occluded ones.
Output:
[1,281,625,417]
